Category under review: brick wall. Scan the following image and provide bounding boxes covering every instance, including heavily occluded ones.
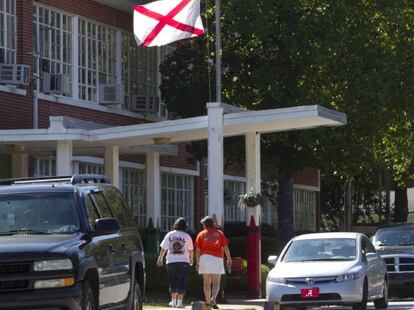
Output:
[293,168,319,188]
[38,100,144,128]
[38,0,132,31]
[0,93,33,129]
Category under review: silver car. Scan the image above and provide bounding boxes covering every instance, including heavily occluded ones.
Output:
[266,232,388,310]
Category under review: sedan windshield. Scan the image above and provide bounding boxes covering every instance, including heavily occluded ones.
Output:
[0,192,80,234]
[373,226,414,246]
[282,238,357,262]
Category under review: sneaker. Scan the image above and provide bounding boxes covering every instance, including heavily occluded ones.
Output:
[169,301,176,307]
[210,302,219,309]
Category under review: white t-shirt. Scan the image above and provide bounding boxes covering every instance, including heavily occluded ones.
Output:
[160,230,194,264]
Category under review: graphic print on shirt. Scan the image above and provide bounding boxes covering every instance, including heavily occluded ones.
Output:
[203,231,221,251]
[169,236,186,254]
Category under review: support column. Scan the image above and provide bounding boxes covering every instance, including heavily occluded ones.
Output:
[146,152,161,228]
[11,154,29,178]
[245,132,261,298]
[207,102,224,226]
[56,140,72,176]
[104,145,119,188]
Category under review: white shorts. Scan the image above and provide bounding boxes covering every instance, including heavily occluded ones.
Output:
[198,254,225,275]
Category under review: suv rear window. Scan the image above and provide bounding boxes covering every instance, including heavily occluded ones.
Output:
[0,192,80,234]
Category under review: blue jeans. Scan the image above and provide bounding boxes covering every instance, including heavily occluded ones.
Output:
[167,262,190,294]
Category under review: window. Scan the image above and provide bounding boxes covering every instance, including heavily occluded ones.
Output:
[294,188,316,232]
[161,173,193,231]
[33,5,72,93]
[90,191,111,218]
[0,192,80,234]
[122,32,158,111]
[78,162,104,175]
[121,167,146,226]
[223,180,245,222]
[85,194,99,228]
[261,197,278,226]
[0,0,16,64]
[34,158,56,176]
[362,237,376,254]
[79,19,116,101]
[103,186,132,226]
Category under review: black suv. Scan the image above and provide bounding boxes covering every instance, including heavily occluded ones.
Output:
[372,223,414,295]
[0,175,145,310]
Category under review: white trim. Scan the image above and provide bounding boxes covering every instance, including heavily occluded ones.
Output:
[160,166,199,176]
[120,161,145,170]
[293,184,320,192]
[224,174,246,182]
[0,85,26,96]
[36,92,160,121]
[73,156,145,170]
[72,15,79,99]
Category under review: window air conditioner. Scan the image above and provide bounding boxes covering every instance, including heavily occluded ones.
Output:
[98,84,123,105]
[0,64,30,85]
[42,73,71,95]
[131,95,160,114]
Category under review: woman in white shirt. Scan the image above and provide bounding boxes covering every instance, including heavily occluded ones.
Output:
[157,218,194,308]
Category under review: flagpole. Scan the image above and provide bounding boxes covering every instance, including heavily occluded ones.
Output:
[215,0,221,102]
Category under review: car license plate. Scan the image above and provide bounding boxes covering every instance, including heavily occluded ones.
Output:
[301,288,319,299]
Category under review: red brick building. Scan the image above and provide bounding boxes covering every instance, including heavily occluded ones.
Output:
[0,0,320,231]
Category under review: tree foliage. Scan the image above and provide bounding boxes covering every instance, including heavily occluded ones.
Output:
[160,0,414,234]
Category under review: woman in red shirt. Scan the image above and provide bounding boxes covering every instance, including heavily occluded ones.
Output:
[195,216,232,309]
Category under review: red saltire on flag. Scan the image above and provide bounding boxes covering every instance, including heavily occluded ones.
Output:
[134,0,204,47]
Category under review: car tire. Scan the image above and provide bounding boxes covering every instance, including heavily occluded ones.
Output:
[81,281,97,310]
[374,278,388,309]
[131,279,143,310]
[352,279,368,310]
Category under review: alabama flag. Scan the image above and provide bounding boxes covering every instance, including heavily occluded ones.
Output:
[134,0,205,47]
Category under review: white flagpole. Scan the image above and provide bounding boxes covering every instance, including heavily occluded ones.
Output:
[207,0,224,227]
[215,0,221,102]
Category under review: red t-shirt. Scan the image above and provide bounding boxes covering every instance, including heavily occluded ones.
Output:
[195,228,228,258]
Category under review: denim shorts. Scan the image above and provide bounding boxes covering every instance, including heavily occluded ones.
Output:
[167,262,190,294]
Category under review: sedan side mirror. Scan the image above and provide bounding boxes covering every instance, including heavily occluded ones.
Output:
[94,218,120,235]
[268,255,278,265]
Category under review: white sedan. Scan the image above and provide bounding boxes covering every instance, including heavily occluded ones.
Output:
[266,232,388,310]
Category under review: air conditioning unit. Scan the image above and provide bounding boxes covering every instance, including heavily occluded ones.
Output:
[42,73,70,95]
[131,95,160,114]
[98,84,123,105]
[0,64,30,85]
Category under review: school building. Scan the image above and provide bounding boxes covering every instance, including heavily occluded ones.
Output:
[0,0,343,232]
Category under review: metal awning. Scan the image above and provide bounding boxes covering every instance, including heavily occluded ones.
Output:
[0,105,346,155]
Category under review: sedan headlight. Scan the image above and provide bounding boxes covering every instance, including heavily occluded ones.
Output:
[34,259,73,272]
[336,272,361,282]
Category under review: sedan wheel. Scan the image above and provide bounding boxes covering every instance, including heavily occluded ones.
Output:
[374,279,388,309]
[352,279,368,310]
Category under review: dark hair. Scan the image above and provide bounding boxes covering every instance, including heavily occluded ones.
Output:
[200,216,214,228]
[173,217,187,231]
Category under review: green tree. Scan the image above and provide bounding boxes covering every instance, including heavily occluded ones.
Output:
[160,0,414,241]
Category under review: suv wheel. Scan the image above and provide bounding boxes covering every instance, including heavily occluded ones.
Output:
[131,279,143,310]
[82,281,96,310]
